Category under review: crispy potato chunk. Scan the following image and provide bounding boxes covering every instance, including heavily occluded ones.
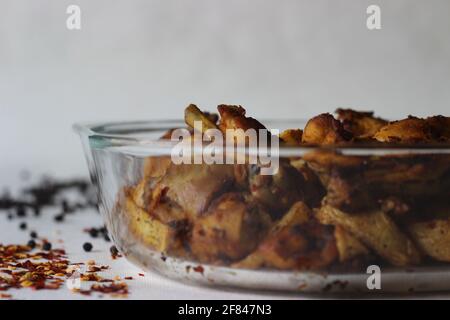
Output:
[185,104,219,132]
[334,225,369,262]
[408,219,450,262]
[190,193,271,263]
[302,113,352,144]
[317,205,421,266]
[336,108,387,139]
[234,202,337,270]
[124,189,183,254]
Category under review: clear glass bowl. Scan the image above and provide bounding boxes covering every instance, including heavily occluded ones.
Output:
[74,120,450,293]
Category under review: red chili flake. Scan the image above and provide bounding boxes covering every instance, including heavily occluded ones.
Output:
[91,282,128,295]
[193,265,204,275]
[138,273,145,277]
[124,276,133,280]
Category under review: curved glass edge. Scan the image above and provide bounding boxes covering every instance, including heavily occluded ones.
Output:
[73,120,450,157]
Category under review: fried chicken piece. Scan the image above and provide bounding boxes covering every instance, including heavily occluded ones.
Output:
[289,158,326,207]
[304,150,450,212]
[408,218,450,262]
[335,108,388,139]
[302,113,353,145]
[373,116,434,143]
[302,151,372,211]
[217,105,267,133]
[151,164,235,218]
[324,167,375,212]
[426,115,450,141]
[233,202,337,270]
[247,160,306,216]
[279,129,303,145]
[317,205,421,266]
[190,193,272,263]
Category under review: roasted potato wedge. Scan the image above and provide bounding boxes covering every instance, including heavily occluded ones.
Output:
[317,204,421,266]
[334,225,369,262]
[234,202,337,270]
[123,188,184,254]
[408,218,450,262]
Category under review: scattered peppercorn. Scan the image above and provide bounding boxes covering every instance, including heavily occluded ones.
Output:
[61,200,70,212]
[19,222,27,230]
[89,228,99,238]
[110,245,118,256]
[54,214,65,222]
[27,239,36,249]
[16,206,26,217]
[30,231,38,238]
[43,242,52,251]
[83,242,93,252]
[32,206,41,216]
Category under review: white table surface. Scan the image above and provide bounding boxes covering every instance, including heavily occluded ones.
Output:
[1,170,449,300]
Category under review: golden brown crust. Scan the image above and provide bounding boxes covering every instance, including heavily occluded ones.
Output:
[317,205,422,267]
[190,193,271,263]
[336,108,388,139]
[234,202,338,270]
[373,117,434,143]
[408,218,450,262]
[217,105,266,133]
[119,105,450,271]
[302,113,353,145]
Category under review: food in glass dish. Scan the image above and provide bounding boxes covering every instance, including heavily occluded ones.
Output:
[118,105,450,272]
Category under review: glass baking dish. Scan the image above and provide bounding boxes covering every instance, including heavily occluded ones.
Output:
[74,120,450,293]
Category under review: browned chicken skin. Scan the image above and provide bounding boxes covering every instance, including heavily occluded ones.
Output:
[121,104,450,271]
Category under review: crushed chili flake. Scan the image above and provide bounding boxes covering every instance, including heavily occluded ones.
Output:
[91,282,128,295]
[0,243,69,292]
[0,243,129,298]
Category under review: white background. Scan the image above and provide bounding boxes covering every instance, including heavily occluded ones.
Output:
[1,0,450,178]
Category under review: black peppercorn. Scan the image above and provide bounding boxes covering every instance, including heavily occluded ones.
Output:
[110,245,119,256]
[89,228,99,238]
[16,206,26,217]
[19,222,27,230]
[27,239,36,249]
[43,242,52,251]
[30,231,38,239]
[54,214,65,222]
[83,242,93,252]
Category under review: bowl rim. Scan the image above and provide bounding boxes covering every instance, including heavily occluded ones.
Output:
[73,119,450,156]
